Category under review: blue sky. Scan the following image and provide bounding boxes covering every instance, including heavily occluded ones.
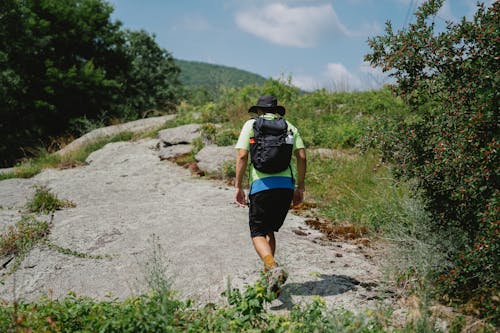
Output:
[109,0,493,91]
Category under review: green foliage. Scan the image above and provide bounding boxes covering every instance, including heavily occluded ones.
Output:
[307,150,410,230]
[25,185,75,214]
[366,0,499,320]
[122,30,182,118]
[0,0,182,167]
[0,148,62,180]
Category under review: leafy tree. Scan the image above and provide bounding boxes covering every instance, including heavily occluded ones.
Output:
[122,30,182,119]
[0,0,182,167]
[365,0,498,320]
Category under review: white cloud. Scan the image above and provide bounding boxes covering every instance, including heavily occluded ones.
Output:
[324,63,362,91]
[289,62,389,92]
[291,75,321,91]
[235,3,349,48]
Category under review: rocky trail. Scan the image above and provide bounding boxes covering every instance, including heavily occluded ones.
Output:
[0,122,397,314]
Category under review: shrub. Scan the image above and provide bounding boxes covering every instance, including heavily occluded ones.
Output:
[366,0,499,320]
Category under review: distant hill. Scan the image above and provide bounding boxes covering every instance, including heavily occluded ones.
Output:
[175,59,267,90]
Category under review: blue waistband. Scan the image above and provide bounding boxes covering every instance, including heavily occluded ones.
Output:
[250,176,294,195]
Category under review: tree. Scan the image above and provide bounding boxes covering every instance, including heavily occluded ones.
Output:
[365,0,499,320]
[122,30,182,119]
[0,0,182,167]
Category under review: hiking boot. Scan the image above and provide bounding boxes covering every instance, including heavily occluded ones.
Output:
[267,266,288,296]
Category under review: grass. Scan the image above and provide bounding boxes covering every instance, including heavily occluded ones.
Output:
[0,215,51,277]
[306,149,409,231]
[0,216,50,258]
[25,185,75,214]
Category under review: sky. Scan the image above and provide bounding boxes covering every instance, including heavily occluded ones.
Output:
[109,0,494,91]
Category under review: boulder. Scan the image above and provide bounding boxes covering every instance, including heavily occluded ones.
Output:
[158,124,202,146]
[56,115,176,156]
[0,167,15,175]
[159,144,193,161]
[195,145,235,174]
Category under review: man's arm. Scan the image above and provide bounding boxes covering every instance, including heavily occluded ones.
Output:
[293,148,306,206]
[235,149,249,206]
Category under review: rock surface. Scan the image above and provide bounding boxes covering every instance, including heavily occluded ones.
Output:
[158,124,202,146]
[56,115,175,156]
[195,145,235,174]
[158,144,193,161]
[0,138,392,313]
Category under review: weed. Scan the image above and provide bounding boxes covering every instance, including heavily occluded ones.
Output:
[25,185,75,214]
[142,234,172,295]
[215,128,239,146]
[44,241,112,260]
[0,216,50,258]
[0,215,51,277]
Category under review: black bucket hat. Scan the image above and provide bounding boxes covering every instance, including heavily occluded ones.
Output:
[248,95,286,116]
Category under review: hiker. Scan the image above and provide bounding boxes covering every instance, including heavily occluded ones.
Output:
[234,95,307,295]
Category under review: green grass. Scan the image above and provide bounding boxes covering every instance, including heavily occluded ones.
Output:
[25,185,75,214]
[306,149,409,231]
[0,215,51,277]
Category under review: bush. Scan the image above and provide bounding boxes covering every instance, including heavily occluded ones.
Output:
[366,0,499,320]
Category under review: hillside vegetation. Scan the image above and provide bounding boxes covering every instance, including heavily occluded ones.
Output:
[176,59,266,97]
[0,0,497,331]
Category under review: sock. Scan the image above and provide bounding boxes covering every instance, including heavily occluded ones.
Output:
[263,254,276,270]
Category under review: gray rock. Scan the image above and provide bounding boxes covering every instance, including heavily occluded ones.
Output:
[159,144,193,161]
[0,167,15,175]
[195,145,235,174]
[0,178,36,209]
[56,115,175,156]
[158,124,201,146]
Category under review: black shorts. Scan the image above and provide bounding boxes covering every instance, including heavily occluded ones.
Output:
[248,188,294,238]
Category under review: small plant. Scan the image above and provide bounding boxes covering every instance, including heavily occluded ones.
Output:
[215,129,239,146]
[25,185,75,214]
[143,234,173,295]
[0,215,51,276]
[0,216,51,258]
[45,242,111,259]
[225,274,274,317]
[200,123,218,144]
[221,161,236,179]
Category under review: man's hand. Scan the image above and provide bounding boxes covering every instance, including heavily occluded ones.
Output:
[292,188,304,207]
[235,188,247,206]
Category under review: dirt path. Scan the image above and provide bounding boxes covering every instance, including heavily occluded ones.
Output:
[0,139,394,312]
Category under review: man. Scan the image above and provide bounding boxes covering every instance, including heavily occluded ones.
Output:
[234,95,307,294]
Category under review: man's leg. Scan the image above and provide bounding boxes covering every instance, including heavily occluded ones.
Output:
[267,232,276,256]
[252,232,277,270]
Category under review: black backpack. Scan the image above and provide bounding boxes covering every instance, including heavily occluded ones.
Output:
[250,117,293,174]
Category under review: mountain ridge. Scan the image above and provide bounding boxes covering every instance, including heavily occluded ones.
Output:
[175,59,267,89]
